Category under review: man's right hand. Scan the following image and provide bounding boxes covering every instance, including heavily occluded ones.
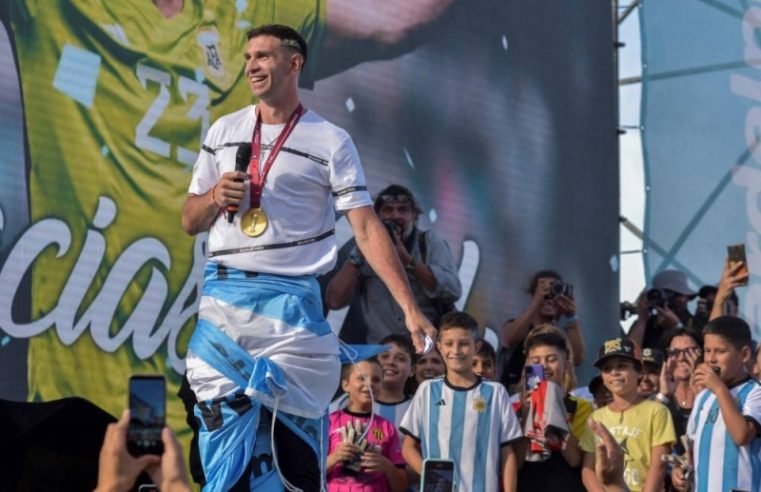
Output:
[214,171,248,208]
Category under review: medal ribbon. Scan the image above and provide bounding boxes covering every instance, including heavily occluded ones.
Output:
[248,104,304,209]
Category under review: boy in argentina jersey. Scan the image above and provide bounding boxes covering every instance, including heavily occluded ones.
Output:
[673,316,761,492]
[400,312,522,492]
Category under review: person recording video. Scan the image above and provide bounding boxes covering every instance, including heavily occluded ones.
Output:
[500,270,585,390]
[628,269,699,350]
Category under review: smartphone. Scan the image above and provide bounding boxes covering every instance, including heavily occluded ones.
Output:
[727,244,749,286]
[127,375,166,456]
[524,363,545,392]
[420,458,455,492]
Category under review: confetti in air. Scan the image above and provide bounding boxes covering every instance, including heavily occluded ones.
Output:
[403,147,415,169]
[345,97,355,112]
[502,35,508,51]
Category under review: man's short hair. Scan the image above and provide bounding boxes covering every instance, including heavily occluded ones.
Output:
[439,311,479,337]
[373,184,422,215]
[703,316,752,351]
[379,333,414,358]
[247,24,308,65]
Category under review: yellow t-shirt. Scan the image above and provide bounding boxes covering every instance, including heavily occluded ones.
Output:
[580,399,676,492]
[569,395,593,440]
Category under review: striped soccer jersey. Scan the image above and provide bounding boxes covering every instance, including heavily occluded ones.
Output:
[687,378,761,492]
[400,377,522,492]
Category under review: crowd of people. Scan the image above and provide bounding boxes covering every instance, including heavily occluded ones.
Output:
[93,249,761,492]
[90,21,759,492]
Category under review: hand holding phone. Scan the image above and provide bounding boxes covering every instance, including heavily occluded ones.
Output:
[727,244,749,287]
[524,363,545,392]
[127,375,166,457]
[421,459,455,492]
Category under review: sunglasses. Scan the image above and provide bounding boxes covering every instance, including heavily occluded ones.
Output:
[665,347,701,358]
[378,194,412,205]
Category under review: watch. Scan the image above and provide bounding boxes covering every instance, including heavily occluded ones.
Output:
[405,256,417,272]
[348,252,364,268]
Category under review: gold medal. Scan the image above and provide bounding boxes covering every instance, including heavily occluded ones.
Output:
[240,208,268,237]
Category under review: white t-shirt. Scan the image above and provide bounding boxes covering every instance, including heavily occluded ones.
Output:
[189,105,372,275]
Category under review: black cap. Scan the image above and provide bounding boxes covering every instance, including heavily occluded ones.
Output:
[593,337,641,369]
[641,348,664,368]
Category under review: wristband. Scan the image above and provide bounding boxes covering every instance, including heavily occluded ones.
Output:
[405,256,417,272]
[654,393,670,405]
[558,315,578,330]
[348,252,364,268]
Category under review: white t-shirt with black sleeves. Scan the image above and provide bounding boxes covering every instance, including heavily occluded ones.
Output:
[189,105,372,275]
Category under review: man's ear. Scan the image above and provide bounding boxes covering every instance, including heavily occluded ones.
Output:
[291,53,304,73]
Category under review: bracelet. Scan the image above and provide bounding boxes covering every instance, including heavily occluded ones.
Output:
[558,315,578,330]
[654,393,670,405]
[405,256,418,272]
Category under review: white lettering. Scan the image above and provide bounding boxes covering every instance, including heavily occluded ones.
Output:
[0,196,205,373]
[177,75,211,167]
[135,63,171,157]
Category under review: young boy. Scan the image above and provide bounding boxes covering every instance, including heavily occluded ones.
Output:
[473,337,497,380]
[672,316,761,492]
[581,337,675,492]
[327,359,407,492]
[377,334,414,430]
[638,348,663,399]
[400,311,522,492]
[329,335,413,433]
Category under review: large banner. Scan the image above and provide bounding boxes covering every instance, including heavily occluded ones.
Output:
[0,0,618,437]
[641,0,761,336]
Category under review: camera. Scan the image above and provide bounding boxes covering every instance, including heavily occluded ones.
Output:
[546,280,573,299]
[645,288,673,310]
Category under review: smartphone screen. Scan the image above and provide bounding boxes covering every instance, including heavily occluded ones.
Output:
[127,375,166,456]
[524,363,545,392]
[727,244,749,286]
[421,459,455,492]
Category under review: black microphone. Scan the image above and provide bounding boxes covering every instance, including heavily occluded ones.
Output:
[227,143,252,223]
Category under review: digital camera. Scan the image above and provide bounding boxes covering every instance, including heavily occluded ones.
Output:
[546,280,573,299]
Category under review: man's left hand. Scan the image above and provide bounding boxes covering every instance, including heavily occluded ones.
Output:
[555,295,576,316]
[405,307,437,354]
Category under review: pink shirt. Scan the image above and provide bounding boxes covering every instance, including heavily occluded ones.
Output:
[328,409,405,492]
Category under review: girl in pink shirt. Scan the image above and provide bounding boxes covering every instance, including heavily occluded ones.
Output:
[327,359,407,492]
